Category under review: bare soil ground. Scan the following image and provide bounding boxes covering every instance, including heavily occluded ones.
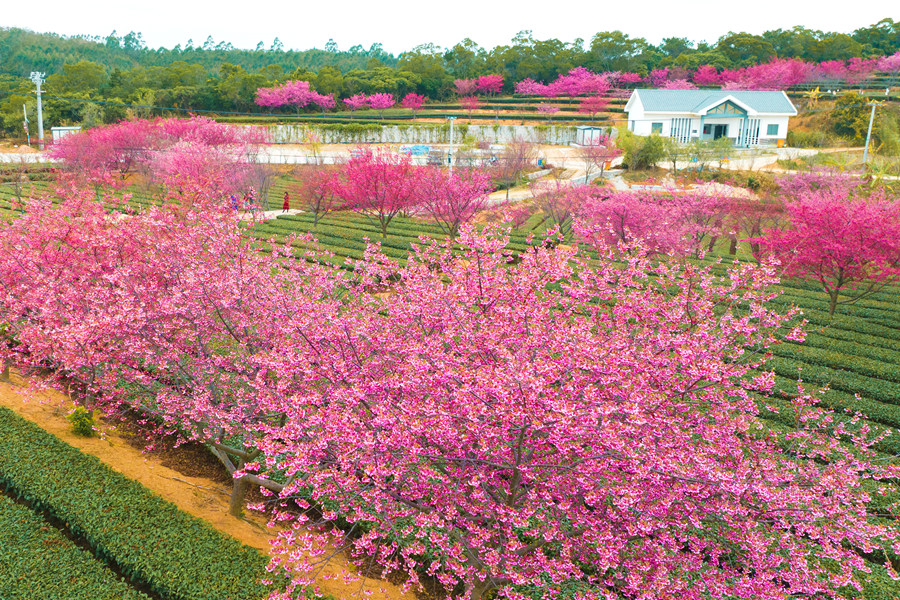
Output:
[0,142,39,154]
[0,372,413,600]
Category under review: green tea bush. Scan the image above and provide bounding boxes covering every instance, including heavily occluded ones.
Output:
[0,494,150,600]
[0,407,271,600]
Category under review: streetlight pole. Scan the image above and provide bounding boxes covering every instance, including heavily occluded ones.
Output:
[29,72,45,150]
[862,101,879,165]
[448,116,455,179]
[23,104,30,146]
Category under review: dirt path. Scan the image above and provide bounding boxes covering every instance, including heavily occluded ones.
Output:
[0,373,412,600]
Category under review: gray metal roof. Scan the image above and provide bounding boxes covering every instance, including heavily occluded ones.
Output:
[631,89,797,115]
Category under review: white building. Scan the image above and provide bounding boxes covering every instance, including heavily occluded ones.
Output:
[574,125,608,146]
[51,126,82,142]
[624,89,797,147]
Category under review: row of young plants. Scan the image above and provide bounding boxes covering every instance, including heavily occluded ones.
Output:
[767,347,900,406]
[805,325,900,355]
[766,372,900,439]
[779,278,900,308]
[799,332,900,366]
[778,288,900,325]
[772,339,900,383]
[769,296,900,342]
[0,494,150,600]
[247,211,553,263]
[0,406,273,600]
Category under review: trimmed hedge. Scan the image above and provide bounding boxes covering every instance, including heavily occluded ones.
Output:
[767,356,900,407]
[0,494,150,600]
[0,407,272,600]
[803,328,900,359]
[769,374,900,432]
[772,341,900,384]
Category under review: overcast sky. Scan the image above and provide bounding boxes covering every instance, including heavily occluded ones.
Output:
[4,0,896,54]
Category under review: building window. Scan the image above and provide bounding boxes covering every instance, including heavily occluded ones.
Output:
[707,101,744,115]
[766,123,779,136]
[651,122,663,134]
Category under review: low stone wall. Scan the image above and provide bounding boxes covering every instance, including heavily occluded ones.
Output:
[262,123,580,145]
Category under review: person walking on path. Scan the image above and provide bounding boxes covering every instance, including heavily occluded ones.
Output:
[282,191,290,212]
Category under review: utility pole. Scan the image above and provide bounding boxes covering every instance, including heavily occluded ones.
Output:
[448,116,455,178]
[862,101,879,165]
[29,72,45,150]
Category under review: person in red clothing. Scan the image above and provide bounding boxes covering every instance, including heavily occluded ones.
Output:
[282,191,290,212]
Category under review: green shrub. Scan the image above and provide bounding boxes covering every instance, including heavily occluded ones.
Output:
[786,129,830,148]
[618,129,665,171]
[67,406,95,436]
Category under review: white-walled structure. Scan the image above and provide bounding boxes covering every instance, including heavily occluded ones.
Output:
[624,90,797,147]
[574,125,609,145]
[50,126,82,142]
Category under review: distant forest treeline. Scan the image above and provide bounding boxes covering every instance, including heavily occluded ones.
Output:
[0,20,898,133]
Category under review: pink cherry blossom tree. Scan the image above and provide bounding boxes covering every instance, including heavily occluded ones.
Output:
[813,60,850,88]
[692,65,723,86]
[755,173,900,314]
[454,78,477,96]
[0,182,323,516]
[255,80,315,115]
[366,93,395,119]
[649,67,670,87]
[49,118,155,185]
[536,104,559,121]
[415,166,494,238]
[878,51,900,88]
[290,164,342,227]
[576,134,622,182]
[400,92,426,115]
[514,78,549,96]
[309,92,336,113]
[256,222,897,600]
[529,180,592,234]
[331,148,418,236]
[613,72,644,88]
[1,172,898,600]
[50,116,268,191]
[459,95,480,117]
[342,93,369,117]
[846,57,879,85]
[577,95,609,121]
[725,58,815,90]
[578,189,728,257]
[475,74,504,96]
[662,79,697,89]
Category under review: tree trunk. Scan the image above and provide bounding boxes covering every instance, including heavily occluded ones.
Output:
[750,241,761,263]
[228,477,250,517]
[729,236,738,255]
[467,578,493,600]
[828,291,839,316]
[706,235,719,252]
